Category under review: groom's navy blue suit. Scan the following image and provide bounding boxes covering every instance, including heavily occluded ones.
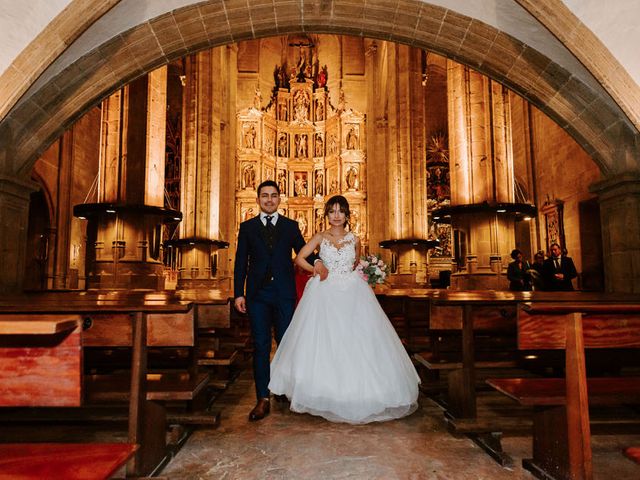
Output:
[234,214,309,399]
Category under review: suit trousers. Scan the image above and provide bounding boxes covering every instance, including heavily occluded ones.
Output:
[247,282,296,399]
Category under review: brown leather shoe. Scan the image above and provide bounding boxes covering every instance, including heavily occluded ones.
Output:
[249,398,270,421]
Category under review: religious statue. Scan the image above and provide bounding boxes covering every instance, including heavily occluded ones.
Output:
[315,209,324,232]
[265,129,275,155]
[293,89,310,122]
[243,164,256,189]
[253,84,262,110]
[316,99,324,121]
[274,63,289,90]
[244,124,257,149]
[314,134,324,157]
[329,179,339,194]
[317,65,328,88]
[294,174,307,197]
[315,170,324,196]
[296,212,308,236]
[351,209,361,234]
[243,207,256,221]
[277,170,287,194]
[346,167,358,190]
[279,101,288,121]
[328,134,337,155]
[346,127,358,150]
[278,134,288,157]
[264,166,274,181]
[295,134,308,158]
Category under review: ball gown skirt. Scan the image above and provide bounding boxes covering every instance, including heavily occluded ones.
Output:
[269,270,420,424]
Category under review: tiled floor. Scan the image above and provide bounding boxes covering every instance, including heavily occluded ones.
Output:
[162,368,640,479]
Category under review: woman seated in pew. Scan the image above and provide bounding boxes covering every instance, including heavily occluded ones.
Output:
[507,248,532,291]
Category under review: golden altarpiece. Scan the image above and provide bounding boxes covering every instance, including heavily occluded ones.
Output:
[235,54,367,248]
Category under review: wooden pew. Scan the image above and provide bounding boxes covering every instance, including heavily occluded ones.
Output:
[487,303,640,480]
[416,302,518,415]
[0,314,83,407]
[416,291,640,421]
[377,289,430,353]
[0,294,209,478]
[194,301,242,390]
[0,443,137,480]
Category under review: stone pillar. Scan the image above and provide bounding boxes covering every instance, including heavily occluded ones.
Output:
[364,40,389,259]
[176,49,229,289]
[80,66,171,290]
[447,61,515,289]
[591,172,640,293]
[0,174,37,293]
[48,129,74,289]
[374,43,429,285]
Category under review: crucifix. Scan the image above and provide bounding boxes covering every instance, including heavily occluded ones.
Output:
[289,40,315,82]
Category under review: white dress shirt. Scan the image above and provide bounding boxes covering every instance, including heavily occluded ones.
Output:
[260,212,279,226]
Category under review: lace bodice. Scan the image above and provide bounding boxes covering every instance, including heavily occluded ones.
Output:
[319,232,357,276]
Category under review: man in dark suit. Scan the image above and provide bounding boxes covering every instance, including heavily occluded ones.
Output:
[234,180,327,421]
[542,242,578,291]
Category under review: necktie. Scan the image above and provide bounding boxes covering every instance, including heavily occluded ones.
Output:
[264,215,275,249]
[554,258,560,269]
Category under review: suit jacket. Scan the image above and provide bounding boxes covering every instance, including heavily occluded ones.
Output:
[233,215,307,301]
[542,255,577,291]
[507,260,531,291]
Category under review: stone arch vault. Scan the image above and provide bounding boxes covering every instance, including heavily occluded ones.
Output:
[1,0,639,181]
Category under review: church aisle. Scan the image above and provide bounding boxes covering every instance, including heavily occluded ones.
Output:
[163,368,536,479]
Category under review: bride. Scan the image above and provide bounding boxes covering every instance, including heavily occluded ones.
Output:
[269,195,420,424]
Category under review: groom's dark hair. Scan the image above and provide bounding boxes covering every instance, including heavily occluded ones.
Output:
[257,180,280,196]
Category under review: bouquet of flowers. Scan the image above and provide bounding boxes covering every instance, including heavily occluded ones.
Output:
[356,253,389,285]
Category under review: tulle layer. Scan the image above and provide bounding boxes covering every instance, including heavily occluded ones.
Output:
[269,271,420,424]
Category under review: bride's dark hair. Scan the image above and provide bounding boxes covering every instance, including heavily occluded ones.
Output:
[324,195,350,227]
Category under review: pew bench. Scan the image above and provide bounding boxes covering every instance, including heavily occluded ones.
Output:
[415,301,519,421]
[486,303,640,480]
[194,301,242,389]
[0,299,213,478]
[0,443,137,480]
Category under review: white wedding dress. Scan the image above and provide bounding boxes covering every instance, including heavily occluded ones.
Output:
[269,232,420,424]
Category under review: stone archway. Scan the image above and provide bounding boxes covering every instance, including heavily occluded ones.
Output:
[1,0,639,180]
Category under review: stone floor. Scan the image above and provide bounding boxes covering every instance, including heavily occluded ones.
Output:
[162,369,640,480]
[2,363,639,479]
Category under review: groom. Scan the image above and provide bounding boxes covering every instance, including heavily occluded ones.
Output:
[234,180,327,421]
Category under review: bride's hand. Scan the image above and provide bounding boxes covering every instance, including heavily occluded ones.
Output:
[313,260,329,281]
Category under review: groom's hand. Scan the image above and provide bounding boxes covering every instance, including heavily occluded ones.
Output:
[314,260,329,281]
[234,296,247,313]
